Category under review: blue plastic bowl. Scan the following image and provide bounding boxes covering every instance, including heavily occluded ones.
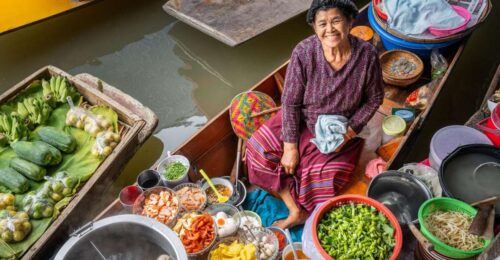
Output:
[367,4,461,59]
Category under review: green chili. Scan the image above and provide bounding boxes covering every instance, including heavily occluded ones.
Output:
[163,162,186,180]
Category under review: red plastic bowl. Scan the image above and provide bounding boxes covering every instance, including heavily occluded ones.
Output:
[311,195,403,260]
[373,0,388,21]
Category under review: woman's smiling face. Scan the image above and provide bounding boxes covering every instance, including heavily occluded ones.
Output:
[313,8,352,48]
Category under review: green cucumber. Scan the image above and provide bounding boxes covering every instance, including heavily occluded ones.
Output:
[38,126,76,153]
[0,168,29,193]
[9,157,46,181]
[11,141,62,166]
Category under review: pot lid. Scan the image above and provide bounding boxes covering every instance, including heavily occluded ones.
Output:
[430,125,492,166]
[382,115,406,135]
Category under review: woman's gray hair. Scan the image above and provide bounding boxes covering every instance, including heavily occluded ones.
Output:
[306,0,358,24]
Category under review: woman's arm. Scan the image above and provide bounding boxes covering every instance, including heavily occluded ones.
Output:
[348,54,384,133]
[281,48,306,174]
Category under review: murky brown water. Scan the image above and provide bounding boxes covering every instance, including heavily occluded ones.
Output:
[0,0,498,254]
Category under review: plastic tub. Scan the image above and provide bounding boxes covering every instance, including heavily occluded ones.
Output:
[382,115,406,144]
[429,125,492,170]
[156,153,190,188]
[418,197,491,258]
[394,109,415,124]
[429,6,471,37]
[368,4,461,58]
[311,195,403,260]
[476,104,500,146]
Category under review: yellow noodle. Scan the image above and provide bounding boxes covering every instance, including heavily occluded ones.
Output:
[425,210,484,251]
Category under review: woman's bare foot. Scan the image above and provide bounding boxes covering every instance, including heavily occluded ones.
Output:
[273,210,309,229]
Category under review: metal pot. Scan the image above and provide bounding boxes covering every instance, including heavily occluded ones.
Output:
[367,171,433,225]
[54,214,188,260]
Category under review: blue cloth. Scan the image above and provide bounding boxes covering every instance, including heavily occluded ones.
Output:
[242,189,303,242]
[384,0,465,35]
[310,115,348,154]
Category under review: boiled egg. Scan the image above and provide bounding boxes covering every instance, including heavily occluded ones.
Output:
[213,212,238,237]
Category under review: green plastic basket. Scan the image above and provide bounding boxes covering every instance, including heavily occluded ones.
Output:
[418,197,491,259]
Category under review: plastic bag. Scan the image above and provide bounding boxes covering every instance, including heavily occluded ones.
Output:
[91,130,120,158]
[405,84,432,110]
[65,97,112,137]
[0,210,31,243]
[430,49,448,81]
[43,171,79,202]
[22,191,54,219]
[302,204,324,259]
[0,194,15,212]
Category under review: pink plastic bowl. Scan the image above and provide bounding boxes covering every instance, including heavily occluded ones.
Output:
[429,6,471,37]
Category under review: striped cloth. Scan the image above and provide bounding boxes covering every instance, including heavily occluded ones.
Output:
[246,111,363,212]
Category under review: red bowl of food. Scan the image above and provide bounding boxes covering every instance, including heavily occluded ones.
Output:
[312,195,403,260]
[373,0,388,21]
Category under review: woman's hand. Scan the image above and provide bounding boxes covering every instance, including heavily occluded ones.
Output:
[281,143,299,175]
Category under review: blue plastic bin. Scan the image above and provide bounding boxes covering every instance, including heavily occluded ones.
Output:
[368,4,461,59]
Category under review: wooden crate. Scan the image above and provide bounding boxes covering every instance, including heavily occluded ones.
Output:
[0,65,158,259]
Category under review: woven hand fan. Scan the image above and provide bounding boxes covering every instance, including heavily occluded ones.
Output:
[229,91,277,140]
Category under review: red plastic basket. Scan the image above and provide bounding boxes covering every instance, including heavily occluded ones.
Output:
[373,0,388,21]
[311,195,403,260]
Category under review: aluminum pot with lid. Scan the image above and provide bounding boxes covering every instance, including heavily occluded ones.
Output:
[54,214,188,260]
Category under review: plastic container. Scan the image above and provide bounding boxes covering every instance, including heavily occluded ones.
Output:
[205,203,240,238]
[418,197,491,258]
[136,169,162,191]
[368,4,461,59]
[429,125,492,170]
[268,226,288,253]
[173,182,207,212]
[429,6,471,37]
[382,115,406,143]
[132,186,180,227]
[282,242,308,260]
[156,152,190,188]
[311,195,403,260]
[119,185,143,209]
[394,109,415,124]
[476,104,500,146]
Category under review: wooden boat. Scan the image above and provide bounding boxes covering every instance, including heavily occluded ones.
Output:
[0,0,99,35]
[95,3,466,220]
[0,66,158,259]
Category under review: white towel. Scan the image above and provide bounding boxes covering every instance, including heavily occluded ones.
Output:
[310,115,348,154]
[384,0,465,35]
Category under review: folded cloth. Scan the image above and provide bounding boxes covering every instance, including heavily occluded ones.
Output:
[242,189,303,242]
[310,115,348,154]
[384,0,465,35]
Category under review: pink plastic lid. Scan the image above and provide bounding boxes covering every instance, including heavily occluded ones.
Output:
[430,125,492,168]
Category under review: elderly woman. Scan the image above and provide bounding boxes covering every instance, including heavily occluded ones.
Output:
[245,0,384,229]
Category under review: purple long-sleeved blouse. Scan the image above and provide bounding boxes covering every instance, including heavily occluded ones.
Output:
[281,35,384,143]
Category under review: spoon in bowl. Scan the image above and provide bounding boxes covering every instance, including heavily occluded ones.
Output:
[199,169,229,203]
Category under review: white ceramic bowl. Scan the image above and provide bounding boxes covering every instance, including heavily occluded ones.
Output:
[201,178,234,204]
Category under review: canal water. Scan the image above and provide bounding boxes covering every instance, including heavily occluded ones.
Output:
[0,0,498,251]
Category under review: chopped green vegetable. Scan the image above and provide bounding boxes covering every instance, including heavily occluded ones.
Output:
[163,162,186,181]
[317,203,395,260]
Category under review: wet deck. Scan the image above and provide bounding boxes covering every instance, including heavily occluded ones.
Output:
[163,0,312,46]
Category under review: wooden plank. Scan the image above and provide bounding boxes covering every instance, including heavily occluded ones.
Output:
[0,66,159,259]
[163,0,311,46]
[0,0,99,35]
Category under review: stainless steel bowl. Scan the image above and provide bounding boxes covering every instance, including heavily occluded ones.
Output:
[367,171,433,225]
[54,214,188,260]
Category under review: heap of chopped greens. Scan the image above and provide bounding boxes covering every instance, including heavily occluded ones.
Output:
[163,162,186,180]
[317,203,395,260]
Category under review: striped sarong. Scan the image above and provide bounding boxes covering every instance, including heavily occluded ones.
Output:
[246,111,363,212]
